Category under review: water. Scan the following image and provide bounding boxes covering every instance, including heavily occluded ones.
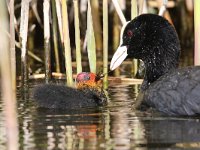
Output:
[0,80,200,150]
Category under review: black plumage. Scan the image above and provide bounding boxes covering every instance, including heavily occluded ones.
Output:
[33,84,107,109]
[110,14,200,116]
[141,66,200,115]
[33,73,107,109]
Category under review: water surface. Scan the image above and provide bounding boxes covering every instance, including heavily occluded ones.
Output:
[0,80,200,150]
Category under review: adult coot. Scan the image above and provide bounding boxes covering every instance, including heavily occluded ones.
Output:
[110,14,200,116]
[33,72,107,109]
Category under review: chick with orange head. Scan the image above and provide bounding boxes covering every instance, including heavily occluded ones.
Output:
[76,72,103,90]
[33,72,107,109]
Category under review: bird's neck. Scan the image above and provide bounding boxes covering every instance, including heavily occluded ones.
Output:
[141,44,180,90]
[77,81,103,92]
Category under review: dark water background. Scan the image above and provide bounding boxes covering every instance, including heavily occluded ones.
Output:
[1,78,200,150]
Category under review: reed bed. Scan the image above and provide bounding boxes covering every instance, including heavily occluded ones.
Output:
[2,0,197,88]
[11,0,197,86]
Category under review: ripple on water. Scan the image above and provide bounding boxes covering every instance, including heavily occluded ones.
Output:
[0,80,200,149]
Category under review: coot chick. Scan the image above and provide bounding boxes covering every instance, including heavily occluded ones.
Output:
[110,14,200,116]
[33,72,107,109]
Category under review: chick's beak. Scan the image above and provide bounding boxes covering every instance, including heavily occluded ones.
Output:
[110,45,128,70]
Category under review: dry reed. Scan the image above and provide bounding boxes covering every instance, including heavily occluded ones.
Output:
[9,0,16,92]
[55,0,63,44]
[91,0,102,51]
[87,0,96,73]
[52,0,61,73]
[194,0,200,65]
[0,0,19,149]
[74,0,82,74]
[62,0,73,86]
[103,0,108,88]
[19,0,30,88]
[131,0,138,76]
[43,0,51,82]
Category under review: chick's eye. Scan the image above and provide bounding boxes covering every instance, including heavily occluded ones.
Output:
[84,76,90,81]
[127,30,133,37]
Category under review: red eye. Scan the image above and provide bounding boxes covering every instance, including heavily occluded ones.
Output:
[127,30,133,37]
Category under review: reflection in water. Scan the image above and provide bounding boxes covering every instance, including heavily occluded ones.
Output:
[0,83,200,149]
[0,111,6,150]
[32,108,106,150]
[143,118,200,144]
[109,85,147,150]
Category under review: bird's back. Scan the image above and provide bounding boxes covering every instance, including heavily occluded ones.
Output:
[33,84,107,109]
[142,66,200,116]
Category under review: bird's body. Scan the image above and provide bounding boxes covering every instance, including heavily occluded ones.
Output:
[33,72,107,109]
[110,14,200,116]
[139,66,200,116]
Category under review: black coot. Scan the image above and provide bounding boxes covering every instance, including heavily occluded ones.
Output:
[110,14,200,116]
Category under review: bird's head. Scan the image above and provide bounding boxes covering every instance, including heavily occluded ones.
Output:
[110,14,180,71]
[76,72,103,89]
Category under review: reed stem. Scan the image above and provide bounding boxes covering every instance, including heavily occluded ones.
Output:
[113,11,120,76]
[90,0,103,51]
[87,0,96,73]
[55,0,63,43]
[52,0,61,73]
[43,0,51,82]
[131,0,138,76]
[28,51,43,63]
[19,0,30,89]
[10,0,16,92]
[62,0,73,86]
[138,0,144,14]
[103,0,108,88]
[0,0,19,149]
[158,0,168,16]
[131,0,138,19]
[112,0,126,25]
[194,0,200,65]
[74,0,82,74]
